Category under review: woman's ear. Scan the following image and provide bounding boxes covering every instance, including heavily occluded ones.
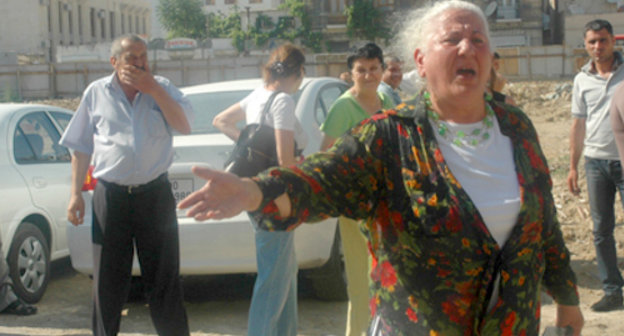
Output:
[414,49,425,78]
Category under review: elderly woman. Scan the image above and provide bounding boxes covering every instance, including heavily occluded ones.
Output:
[180,1,584,335]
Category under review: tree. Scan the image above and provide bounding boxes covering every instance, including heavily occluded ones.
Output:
[345,0,390,42]
[279,0,324,52]
[157,0,207,40]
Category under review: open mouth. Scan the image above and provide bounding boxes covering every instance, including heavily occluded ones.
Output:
[457,68,476,76]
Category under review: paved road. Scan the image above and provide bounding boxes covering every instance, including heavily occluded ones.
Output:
[0,258,347,336]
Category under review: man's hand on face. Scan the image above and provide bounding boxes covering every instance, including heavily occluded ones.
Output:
[119,64,157,94]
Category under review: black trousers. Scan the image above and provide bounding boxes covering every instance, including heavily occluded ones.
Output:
[91,174,189,336]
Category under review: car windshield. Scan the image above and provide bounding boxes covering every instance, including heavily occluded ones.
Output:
[183,86,305,136]
[185,90,251,135]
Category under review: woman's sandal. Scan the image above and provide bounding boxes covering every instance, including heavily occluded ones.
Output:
[1,299,37,315]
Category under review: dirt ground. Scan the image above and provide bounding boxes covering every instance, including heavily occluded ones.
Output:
[4,80,624,335]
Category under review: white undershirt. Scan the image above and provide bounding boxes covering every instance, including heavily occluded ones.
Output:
[430,116,521,245]
[430,115,522,311]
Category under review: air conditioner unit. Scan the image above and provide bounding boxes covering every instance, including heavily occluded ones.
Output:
[97,10,106,19]
[62,3,72,11]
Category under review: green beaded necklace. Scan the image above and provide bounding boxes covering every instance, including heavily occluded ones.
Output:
[424,91,495,147]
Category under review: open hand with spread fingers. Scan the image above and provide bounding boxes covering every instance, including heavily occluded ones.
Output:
[178,166,263,221]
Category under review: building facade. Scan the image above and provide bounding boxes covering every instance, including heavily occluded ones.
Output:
[0,0,151,63]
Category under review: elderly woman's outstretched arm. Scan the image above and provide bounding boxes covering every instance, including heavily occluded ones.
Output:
[179,120,383,228]
[178,168,269,220]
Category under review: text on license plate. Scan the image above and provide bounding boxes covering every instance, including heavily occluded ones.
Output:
[171,178,194,204]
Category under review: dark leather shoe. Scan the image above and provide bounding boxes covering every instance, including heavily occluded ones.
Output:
[0,299,37,316]
[590,294,623,312]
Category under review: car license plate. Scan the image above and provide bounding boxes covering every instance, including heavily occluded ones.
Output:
[171,178,194,204]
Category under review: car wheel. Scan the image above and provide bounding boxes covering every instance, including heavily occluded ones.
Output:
[305,225,348,301]
[7,222,50,303]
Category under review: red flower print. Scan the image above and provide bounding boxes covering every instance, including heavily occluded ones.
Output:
[262,201,278,214]
[406,307,418,323]
[434,148,444,163]
[523,140,545,171]
[437,267,451,278]
[397,123,409,138]
[380,261,398,290]
[445,207,462,233]
[291,167,322,193]
[500,311,516,336]
[369,295,378,317]
[520,221,542,244]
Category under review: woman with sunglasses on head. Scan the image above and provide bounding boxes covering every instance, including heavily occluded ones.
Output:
[212,43,306,336]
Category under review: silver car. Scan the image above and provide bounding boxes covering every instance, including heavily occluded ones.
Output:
[0,103,93,303]
[67,77,349,300]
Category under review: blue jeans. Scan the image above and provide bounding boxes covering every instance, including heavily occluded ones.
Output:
[585,157,624,296]
[247,214,298,336]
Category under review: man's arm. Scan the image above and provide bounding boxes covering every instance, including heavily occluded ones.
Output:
[67,151,92,226]
[147,84,191,134]
[567,118,586,195]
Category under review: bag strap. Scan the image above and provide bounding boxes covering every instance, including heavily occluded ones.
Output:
[259,91,280,127]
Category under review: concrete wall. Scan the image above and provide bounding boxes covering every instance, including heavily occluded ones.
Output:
[0,0,41,55]
[2,42,624,101]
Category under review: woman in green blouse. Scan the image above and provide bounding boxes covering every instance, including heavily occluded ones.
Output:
[319,42,395,336]
[179,1,584,335]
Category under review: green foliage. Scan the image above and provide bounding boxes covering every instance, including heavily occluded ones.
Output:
[198,0,325,53]
[207,9,242,38]
[278,0,324,52]
[345,0,390,41]
[157,0,207,40]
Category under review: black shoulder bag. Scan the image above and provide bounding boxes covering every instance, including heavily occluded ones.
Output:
[224,91,281,177]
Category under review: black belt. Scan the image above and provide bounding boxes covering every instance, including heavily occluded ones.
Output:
[99,173,169,194]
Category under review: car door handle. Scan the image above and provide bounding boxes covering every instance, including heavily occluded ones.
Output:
[32,177,47,188]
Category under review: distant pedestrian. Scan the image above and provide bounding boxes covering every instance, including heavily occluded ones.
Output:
[60,34,192,335]
[567,18,624,313]
[488,52,516,105]
[339,71,353,86]
[377,55,403,105]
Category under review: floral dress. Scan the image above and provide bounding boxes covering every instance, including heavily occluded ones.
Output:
[252,96,579,335]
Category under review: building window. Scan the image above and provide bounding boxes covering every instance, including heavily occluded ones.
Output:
[101,14,106,39]
[225,0,236,4]
[205,0,215,4]
[249,0,262,3]
[143,17,147,35]
[128,14,132,33]
[58,2,63,34]
[90,8,96,38]
[68,9,73,36]
[78,5,83,38]
[496,0,519,20]
[110,12,115,38]
[121,13,125,33]
[136,16,139,34]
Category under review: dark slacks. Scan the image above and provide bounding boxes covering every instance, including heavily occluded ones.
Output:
[91,174,189,336]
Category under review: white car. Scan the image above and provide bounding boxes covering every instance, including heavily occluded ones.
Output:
[68,77,350,300]
[0,103,92,303]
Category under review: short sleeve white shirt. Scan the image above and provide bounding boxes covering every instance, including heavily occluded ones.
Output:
[239,86,308,150]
